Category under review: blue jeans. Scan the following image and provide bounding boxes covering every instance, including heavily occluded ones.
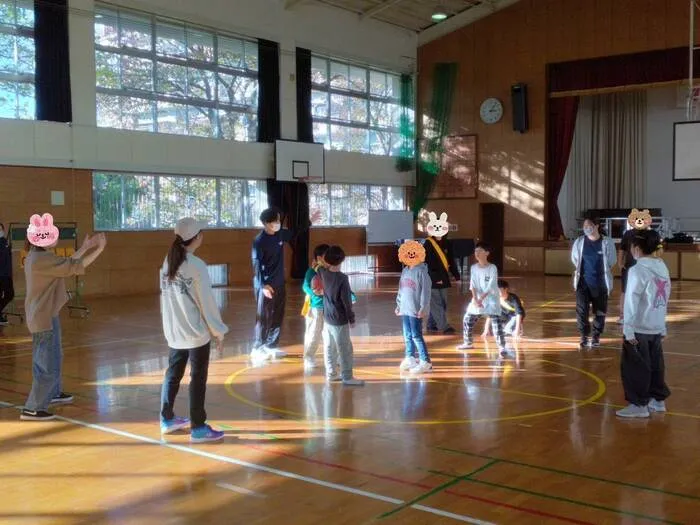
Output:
[25,316,62,411]
[402,315,431,363]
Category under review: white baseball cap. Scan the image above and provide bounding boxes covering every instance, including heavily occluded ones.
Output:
[174,217,206,242]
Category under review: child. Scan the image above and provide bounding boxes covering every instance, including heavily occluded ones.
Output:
[317,245,364,386]
[301,244,330,369]
[483,280,525,339]
[395,240,433,374]
[0,222,13,325]
[21,214,106,421]
[616,229,671,419]
[160,218,228,443]
[457,242,507,355]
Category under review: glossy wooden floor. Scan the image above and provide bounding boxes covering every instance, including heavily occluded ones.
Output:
[1,274,700,525]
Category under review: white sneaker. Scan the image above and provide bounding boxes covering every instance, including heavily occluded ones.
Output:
[410,361,433,374]
[303,358,317,370]
[648,399,667,413]
[616,404,650,418]
[456,341,473,350]
[326,373,342,383]
[264,346,287,358]
[399,356,418,371]
[251,347,272,362]
[342,378,365,386]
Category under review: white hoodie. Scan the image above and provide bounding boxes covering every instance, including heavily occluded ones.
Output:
[623,257,671,341]
[160,253,228,349]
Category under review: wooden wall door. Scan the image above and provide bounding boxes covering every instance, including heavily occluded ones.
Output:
[480,203,505,274]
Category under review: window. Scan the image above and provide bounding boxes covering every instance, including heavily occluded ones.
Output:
[94,6,258,140]
[309,183,405,226]
[312,56,410,156]
[93,172,267,230]
[0,0,35,119]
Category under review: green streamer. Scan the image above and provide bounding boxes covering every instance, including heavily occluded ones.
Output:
[395,73,415,172]
[411,62,458,218]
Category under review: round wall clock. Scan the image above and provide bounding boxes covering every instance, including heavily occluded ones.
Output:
[479,97,503,124]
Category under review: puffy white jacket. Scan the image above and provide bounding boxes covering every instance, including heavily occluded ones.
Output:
[570,235,617,292]
[623,257,670,340]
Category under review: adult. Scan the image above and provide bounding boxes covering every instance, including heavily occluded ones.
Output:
[251,207,320,362]
[0,222,13,325]
[571,216,617,348]
[423,212,461,334]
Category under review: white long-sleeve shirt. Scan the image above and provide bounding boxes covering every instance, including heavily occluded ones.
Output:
[467,263,501,316]
[623,257,671,340]
[160,253,228,349]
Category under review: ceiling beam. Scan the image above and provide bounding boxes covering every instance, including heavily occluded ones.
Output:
[285,0,311,9]
[360,0,405,20]
[418,0,522,45]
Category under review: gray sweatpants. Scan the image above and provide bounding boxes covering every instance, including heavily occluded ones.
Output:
[322,323,353,380]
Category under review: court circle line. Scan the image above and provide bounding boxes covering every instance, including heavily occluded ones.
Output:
[224,358,607,426]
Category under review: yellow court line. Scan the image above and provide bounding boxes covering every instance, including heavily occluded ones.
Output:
[224,358,607,426]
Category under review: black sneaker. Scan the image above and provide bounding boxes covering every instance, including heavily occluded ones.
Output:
[590,336,601,347]
[20,409,56,421]
[442,326,456,335]
[50,392,74,405]
[579,337,588,349]
[0,314,8,326]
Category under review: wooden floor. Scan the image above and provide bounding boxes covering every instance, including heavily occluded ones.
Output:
[1,274,700,524]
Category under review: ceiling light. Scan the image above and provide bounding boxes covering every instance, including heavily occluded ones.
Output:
[431,4,449,21]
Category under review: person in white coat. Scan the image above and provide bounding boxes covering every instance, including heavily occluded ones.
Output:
[616,229,671,418]
[159,218,229,443]
[570,216,617,348]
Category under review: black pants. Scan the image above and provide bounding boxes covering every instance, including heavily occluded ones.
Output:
[0,276,14,314]
[254,285,286,348]
[576,281,608,338]
[160,342,211,428]
[621,333,670,406]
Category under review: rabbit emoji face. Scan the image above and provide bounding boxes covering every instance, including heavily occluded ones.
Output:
[426,211,449,239]
[27,213,59,248]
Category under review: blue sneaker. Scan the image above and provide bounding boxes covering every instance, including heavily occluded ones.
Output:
[160,416,190,435]
[191,424,224,443]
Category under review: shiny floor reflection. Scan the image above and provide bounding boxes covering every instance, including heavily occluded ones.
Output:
[1,275,700,524]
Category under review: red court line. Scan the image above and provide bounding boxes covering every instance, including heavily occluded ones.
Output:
[244,443,595,525]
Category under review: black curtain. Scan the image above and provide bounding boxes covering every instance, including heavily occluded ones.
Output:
[296,47,313,143]
[259,41,309,278]
[34,0,72,122]
[257,39,280,143]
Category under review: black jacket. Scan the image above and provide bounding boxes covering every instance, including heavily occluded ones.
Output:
[424,237,460,289]
[0,238,11,278]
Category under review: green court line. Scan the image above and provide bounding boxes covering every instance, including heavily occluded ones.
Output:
[378,460,499,519]
[437,446,700,502]
[427,469,682,525]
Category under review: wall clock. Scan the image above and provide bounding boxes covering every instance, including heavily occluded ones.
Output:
[479,97,503,124]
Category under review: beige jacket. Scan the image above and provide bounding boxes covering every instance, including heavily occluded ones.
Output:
[24,250,85,333]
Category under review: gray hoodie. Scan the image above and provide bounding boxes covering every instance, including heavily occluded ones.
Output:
[623,257,671,340]
[396,263,432,317]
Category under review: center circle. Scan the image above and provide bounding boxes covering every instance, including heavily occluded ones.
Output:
[224,359,607,425]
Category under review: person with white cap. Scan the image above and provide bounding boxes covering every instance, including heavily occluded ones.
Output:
[159,217,228,443]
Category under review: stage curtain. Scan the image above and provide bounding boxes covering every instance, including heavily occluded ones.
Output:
[546,96,579,240]
[395,73,415,172]
[257,39,280,143]
[296,47,313,143]
[34,0,72,122]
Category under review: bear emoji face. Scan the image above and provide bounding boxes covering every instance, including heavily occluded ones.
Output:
[398,240,426,268]
[426,211,449,239]
[628,208,652,230]
[27,213,59,248]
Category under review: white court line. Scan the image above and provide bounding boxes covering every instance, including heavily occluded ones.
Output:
[1,405,492,525]
[215,482,266,498]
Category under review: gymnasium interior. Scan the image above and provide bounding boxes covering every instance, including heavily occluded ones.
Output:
[1,0,700,523]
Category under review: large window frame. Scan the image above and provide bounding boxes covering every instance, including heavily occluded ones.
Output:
[309,183,406,227]
[311,56,406,156]
[94,4,258,140]
[92,172,268,231]
[0,0,35,120]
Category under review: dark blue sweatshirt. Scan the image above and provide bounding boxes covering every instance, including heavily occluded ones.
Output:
[251,229,293,290]
[0,238,11,278]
